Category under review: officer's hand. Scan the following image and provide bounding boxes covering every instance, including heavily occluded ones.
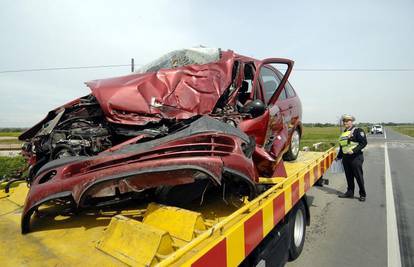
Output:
[346,150,353,155]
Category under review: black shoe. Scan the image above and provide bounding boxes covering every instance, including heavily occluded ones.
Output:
[338,192,354,198]
[359,196,366,202]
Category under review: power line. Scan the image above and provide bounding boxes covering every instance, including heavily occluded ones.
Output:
[0,64,131,74]
[1,64,414,74]
[294,68,414,72]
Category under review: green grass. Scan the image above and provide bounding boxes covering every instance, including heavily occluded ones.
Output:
[300,126,339,151]
[0,132,22,137]
[0,156,27,178]
[391,125,414,138]
[302,126,340,140]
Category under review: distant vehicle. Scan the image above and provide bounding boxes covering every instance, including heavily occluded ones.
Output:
[371,125,383,134]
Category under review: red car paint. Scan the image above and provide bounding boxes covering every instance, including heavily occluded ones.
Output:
[19,49,302,233]
[85,51,235,126]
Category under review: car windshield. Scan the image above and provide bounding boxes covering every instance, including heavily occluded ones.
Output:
[136,47,221,73]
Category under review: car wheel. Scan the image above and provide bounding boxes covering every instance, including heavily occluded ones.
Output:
[288,201,306,261]
[283,129,300,161]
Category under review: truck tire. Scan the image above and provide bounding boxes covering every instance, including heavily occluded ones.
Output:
[315,176,324,186]
[283,129,301,161]
[288,200,306,261]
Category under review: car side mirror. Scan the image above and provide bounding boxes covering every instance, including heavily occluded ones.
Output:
[242,99,266,118]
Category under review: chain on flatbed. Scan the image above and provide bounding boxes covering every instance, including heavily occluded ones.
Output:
[0,149,335,267]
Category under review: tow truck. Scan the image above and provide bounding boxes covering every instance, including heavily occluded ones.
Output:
[0,148,335,266]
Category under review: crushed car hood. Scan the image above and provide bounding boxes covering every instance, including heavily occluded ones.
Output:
[85,49,236,126]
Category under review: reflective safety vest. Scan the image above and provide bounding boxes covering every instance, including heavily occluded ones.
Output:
[339,129,359,154]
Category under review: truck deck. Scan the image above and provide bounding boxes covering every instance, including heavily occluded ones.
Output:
[0,149,335,266]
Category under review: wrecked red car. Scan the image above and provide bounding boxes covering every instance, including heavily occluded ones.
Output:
[18,48,302,233]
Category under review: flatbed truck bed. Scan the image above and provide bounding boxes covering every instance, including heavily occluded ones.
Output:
[0,149,335,266]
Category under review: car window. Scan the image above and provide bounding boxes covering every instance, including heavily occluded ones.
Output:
[285,81,296,98]
[260,67,281,103]
[136,48,220,73]
[278,88,287,101]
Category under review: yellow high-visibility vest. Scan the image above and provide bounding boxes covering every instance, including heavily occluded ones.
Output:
[339,129,359,154]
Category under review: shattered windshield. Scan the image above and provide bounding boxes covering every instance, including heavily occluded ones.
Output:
[136,47,221,73]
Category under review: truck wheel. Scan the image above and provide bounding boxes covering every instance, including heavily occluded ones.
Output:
[315,176,324,186]
[283,129,300,161]
[288,201,306,261]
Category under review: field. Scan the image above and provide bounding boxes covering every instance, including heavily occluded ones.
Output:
[0,132,22,137]
[0,156,27,178]
[391,125,414,138]
[300,126,339,151]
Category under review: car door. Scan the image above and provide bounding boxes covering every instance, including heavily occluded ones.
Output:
[237,62,271,147]
[254,59,294,158]
[284,80,302,131]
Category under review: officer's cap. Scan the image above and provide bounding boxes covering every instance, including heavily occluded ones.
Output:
[341,114,355,122]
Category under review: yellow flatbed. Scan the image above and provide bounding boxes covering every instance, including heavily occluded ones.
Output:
[0,149,335,267]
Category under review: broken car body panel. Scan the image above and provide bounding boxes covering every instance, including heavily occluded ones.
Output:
[18,48,302,233]
[21,116,256,233]
[85,49,235,126]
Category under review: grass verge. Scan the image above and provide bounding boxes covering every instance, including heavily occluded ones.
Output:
[0,132,22,137]
[391,126,414,138]
[301,126,339,151]
[0,156,27,178]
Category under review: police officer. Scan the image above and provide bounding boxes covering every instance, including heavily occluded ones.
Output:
[337,114,368,201]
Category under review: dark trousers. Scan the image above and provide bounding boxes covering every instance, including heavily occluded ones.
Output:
[342,154,366,197]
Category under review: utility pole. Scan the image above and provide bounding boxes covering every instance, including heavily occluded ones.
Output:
[131,58,135,72]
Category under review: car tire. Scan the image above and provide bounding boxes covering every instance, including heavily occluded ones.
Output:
[288,201,306,261]
[283,128,301,161]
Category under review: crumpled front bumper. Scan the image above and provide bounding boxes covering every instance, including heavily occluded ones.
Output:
[21,116,257,233]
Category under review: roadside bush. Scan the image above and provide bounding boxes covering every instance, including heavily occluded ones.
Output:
[0,156,27,178]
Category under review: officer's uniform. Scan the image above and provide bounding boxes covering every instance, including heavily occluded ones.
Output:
[337,126,368,198]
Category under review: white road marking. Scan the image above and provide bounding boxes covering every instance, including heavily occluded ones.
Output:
[384,142,402,267]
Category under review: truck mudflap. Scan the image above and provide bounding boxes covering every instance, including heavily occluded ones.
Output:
[0,149,335,267]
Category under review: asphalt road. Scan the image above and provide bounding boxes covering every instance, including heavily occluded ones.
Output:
[287,127,413,267]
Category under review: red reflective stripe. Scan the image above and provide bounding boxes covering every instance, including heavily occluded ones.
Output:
[244,210,263,256]
[273,192,285,225]
[291,180,299,206]
[304,172,310,192]
[192,238,227,267]
[320,161,325,175]
[313,165,319,181]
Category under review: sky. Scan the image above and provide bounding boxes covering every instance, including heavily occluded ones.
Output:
[1,0,413,127]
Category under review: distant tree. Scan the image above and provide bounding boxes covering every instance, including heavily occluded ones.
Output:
[0,128,27,132]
